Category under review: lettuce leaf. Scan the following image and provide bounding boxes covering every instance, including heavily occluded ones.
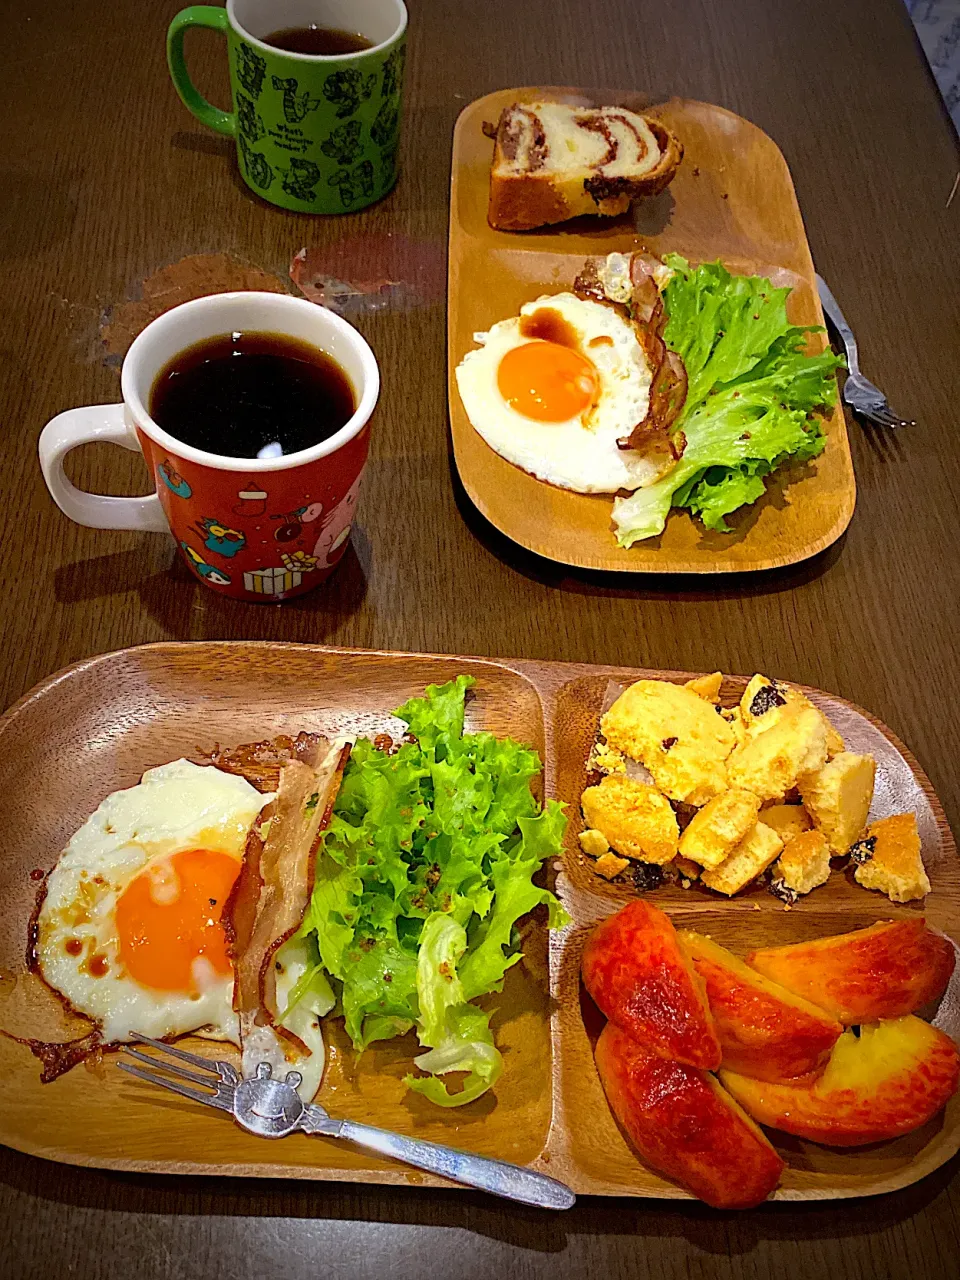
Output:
[298,676,568,1108]
[612,256,844,545]
[459,804,569,1000]
[404,913,503,1107]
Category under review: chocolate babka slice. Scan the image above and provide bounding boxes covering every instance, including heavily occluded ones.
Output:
[486,101,683,231]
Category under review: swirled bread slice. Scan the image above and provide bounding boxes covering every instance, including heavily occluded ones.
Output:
[486,102,683,231]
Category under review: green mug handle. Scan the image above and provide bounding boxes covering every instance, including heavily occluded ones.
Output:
[167,6,236,138]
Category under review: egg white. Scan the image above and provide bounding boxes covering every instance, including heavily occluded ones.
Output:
[36,760,275,1045]
[239,935,336,1103]
[456,292,663,493]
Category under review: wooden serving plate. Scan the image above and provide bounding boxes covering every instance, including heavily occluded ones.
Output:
[448,87,857,573]
[0,642,955,1203]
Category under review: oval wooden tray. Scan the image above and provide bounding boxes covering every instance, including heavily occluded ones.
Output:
[0,642,955,1203]
[447,87,857,573]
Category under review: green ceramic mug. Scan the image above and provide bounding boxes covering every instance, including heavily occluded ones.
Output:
[167,0,407,212]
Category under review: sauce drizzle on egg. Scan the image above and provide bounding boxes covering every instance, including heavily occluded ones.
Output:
[518,307,580,348]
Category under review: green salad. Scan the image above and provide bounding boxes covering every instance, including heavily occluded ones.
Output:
[290,675,568,1107]
[613,255,844,547]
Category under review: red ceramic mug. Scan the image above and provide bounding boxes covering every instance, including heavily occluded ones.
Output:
[38,292,379,602]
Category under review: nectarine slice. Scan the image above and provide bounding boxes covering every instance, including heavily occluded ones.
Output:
[720,1016,960,1146]
[582,901,721,1070]
[595,1021,785,1208]
[746,919,956,1024]
[679,930,842,1082]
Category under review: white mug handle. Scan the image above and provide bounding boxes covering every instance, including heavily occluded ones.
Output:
[38,404,169,531]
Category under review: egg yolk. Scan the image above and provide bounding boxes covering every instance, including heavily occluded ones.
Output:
[116,848,240,992]
[497,341,599,422]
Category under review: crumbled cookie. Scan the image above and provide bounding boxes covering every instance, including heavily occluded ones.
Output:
[799,752,876,854]
[581,773,679,864]
[678,789,761,869]
[853,813,930,903]
[701,822,784,896]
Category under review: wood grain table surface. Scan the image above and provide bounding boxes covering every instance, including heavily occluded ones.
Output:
[2,0,959,1276]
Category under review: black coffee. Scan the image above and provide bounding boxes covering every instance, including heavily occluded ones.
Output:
[149,332,356,459]
[263,25,373,55]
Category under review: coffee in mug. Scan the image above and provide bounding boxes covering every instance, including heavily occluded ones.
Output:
[38,292,379,602]
[167,1,407,214]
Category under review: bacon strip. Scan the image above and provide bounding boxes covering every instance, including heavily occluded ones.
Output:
[573,252,688,455]
[223,737,349,1077]
[619,253,687,452]
[202,732,328,794]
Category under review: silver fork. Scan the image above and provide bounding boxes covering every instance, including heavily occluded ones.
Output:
[118,1034,575,1210]
[816,274,915,428]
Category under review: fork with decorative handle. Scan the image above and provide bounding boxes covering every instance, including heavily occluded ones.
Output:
[816,274,915,428]
[119,1034,576,1210]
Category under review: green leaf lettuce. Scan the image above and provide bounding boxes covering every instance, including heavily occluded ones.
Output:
[297,676,569,1108]
[612,256,843,545]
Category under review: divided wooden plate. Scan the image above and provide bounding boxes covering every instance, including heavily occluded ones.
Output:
[448,87,856,572]
[0,642,955,1202]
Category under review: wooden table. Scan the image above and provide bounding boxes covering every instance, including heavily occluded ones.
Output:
[2,0,959,1276]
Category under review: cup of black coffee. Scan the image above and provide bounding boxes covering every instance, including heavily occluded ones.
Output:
[39,292,379,601]
[167,1,407,213]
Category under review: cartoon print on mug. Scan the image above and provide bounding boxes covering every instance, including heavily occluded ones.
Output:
[328,160,375,208]
[181,543,232,586]
[320,120,364,165]
[233,480,268,518]
[236,91,266,143]
[271,75,321,124]
[238,134,275,190]
[281,549,319,573]
[195,518,246,559]
[271,506,308,543]
[235,41,266,98]
[157,459,192,499]
[313,473,363,567]
[323,69,377,119]
[380,43,405,101]
[280,158,323,202]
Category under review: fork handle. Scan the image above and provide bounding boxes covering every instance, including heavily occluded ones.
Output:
[312,1115,575,1209]
[816,274,860,374]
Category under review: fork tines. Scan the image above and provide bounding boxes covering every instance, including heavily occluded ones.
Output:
[117,1033,236,1112]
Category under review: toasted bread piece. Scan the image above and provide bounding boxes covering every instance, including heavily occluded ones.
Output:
[581,773,679,864]
[760,802,813,843]
[701,822,784,896]
[799,752,876,854]
[601,680,736,806]
[678,789,762,869]
[487,101,683,231]
[853,812,930,903]
[771,829,832,902]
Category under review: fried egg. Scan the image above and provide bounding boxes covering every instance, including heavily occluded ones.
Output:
[36,760,275,1045]
[455,292,664,493]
